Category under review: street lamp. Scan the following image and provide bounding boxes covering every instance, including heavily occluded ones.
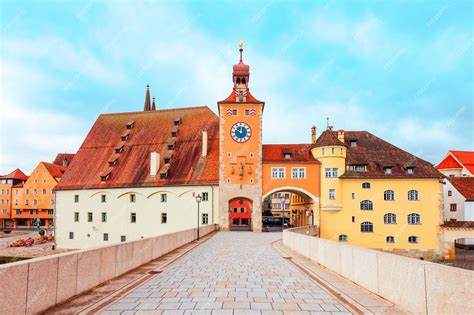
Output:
[195,194,202,240]
[280,195,286,231]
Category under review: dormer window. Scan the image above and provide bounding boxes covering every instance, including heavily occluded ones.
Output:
[164,157,171,164]
[349,165,366,172]
[350,140,357,147]
[406,167,414,174]
[100,173,110,182]
[109,158,118,167]
[174,117,181,126]
[115,145,124,154]
[126,121,134,129]
[284,153,292,159]
[384,167,392,175]
[121,135,128,141]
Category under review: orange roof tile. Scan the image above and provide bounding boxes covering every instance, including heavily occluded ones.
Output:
[42,162,66,178]
[263,144,318,163]
[56,106,219,190]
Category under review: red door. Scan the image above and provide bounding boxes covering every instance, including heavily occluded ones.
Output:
[229,198,252,227]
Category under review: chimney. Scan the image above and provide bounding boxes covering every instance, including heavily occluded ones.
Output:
[311,125,317,144]
[337,130,345,143]
[202,130,208,158]
[150,152,160,176]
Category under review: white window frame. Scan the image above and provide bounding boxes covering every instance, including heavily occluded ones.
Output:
[291,167,306,179]
[408,213,421,225]
[361,221,373,233]
[329,189,336,200]
[408,190,419,201]
[384,213,397,224]
[384,190,395,201]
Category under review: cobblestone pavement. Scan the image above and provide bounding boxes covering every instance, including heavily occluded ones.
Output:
[104,232,353,315]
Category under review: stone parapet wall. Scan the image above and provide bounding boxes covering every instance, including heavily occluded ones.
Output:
[0,224,218,314]
[283,226,474,314]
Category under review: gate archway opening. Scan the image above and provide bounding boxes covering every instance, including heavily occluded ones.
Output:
[228,197,253,231]
[262,188,316,232]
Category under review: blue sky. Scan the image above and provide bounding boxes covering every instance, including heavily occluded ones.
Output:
[1,0,473,174]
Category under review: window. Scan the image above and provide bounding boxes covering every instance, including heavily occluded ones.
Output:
[15,200,18,205]
[26,189,29,194]
[384,213,397,224]
[350,140,357,147]
[408,213,421,225]
[362,182,370,189]
[121,235,126,242]
[232,109,237,115]
[202,192,209,201]
[351,216,355,223]
[16,210,21,215]
[271,168,285,179]
[30,210,34,215]
[448,190,452,196]
[103,233,109,241]
[69,232,74,239]
[161,193,167,202]
[351,193,356,200]
[101,195,106,203]
[325,168,338,178]
[329,189,336,200]
[284,153,292,159]
[240,207,245,213]
[332,168,338,177]
[408,190,419,201]
[338,235,348,242]
[130,213,136,223]
[161,213,167,224]
[408,236,418,243]
[360,200,373,210]
[384,167,392,175]
[33,199,37,205]
[2,209,6,215]
[407,167,414,174]
[34,189,37,195]
[244,109,250,116]
[322,148,325,155]
[130,194,136,203]
[450,204,457,212]
[361,222,373,232]
[74,212,79,222]
[102,212,107,222]
[88,212,93,222]
[278,168,285,178]
[25,200,29,205]
[202,213,209,225]
[48,210,54,215]
[51,199,54,205]
[386,236,395,243]
[384,190,395,201]
[331,148,335,154]
[325,168,331,178]
[291,168,306,179]
[74,195,79,203]
[42,189,46,195]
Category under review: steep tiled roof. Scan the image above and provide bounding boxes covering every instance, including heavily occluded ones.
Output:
[218,90,263,104]
[0,168,28,180]
[450,151,474,174]
[43,162,66,178]
[312,130,346,148]
[436,154,462,170]
[338,131,442,178]
[53,153,75,167]
[449,177,474,201]
[263,144,319,163]
[56,106,219,190]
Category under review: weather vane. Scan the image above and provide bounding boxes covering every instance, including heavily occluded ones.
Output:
[239,38,243,49]
[326,116,330,128]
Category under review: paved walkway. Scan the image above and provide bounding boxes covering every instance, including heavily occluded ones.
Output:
[104,232,353,315]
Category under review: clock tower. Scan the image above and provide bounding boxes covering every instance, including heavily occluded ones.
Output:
[218,42,265,231]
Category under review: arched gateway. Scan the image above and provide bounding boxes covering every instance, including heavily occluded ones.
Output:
[217,43,320,231]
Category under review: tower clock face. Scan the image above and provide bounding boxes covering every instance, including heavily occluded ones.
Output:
[231,122,252,143]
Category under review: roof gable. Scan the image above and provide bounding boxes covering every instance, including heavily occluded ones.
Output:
[450,151,474,174]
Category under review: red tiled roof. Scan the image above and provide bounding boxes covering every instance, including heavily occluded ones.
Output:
[311,130,346,148]
[263,144,319,163]
[441,221,474,228]
[42,162,66,178]
[218,90,263,104]
[53,153,75,167]
[333,131,442,178]
[0,168,28,180]
[449,177,474,201]
[450,151,474,174]
[56,106,219,190]
[436,154,462,170]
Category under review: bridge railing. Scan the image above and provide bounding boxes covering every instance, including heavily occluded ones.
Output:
[0,224,218,314]
[283,226,473,315]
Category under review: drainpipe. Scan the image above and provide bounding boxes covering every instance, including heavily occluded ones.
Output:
[52,190,57,250]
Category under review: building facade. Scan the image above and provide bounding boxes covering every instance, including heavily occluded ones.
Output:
[0,169,28,229]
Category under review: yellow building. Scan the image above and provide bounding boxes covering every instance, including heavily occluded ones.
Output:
[289,193,312,227]
[311,127,444,256]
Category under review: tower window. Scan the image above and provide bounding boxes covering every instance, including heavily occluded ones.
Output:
[242,78,246,84]
[236,77,241,84]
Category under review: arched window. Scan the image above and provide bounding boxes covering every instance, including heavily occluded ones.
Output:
[408,213,421,225]
[384,190,395,201]
[362,182,370,189]
[408,190,419,201]
[236,77,241,84]
[338,234,348,242]
[386,236,395,243]
[242,78,246,84]
[360,200,373,210]
[361,221,373,232]
[408,236,418,243]
[384,213,397,224]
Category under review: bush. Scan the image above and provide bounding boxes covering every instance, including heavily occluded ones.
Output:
[38,229,45,236]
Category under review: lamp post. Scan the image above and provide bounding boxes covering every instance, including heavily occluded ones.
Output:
[280,195,286,231]
[195,194,202,240]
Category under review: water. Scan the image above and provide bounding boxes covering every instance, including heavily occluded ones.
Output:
[0,256,30,265]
